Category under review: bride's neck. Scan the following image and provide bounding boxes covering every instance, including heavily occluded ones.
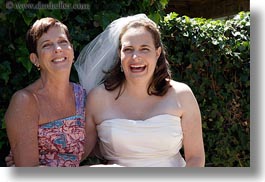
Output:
[123,81,150,99]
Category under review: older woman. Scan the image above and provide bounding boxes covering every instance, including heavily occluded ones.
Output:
[5,17,96,167]
[75,14,205,167]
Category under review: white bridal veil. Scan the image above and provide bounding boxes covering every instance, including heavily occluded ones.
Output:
[74,14,149,93]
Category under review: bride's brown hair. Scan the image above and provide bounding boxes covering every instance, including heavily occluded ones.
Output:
[103,18,172,99]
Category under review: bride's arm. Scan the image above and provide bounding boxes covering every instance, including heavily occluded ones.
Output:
[81,90,98,161]
[177,83,205,167]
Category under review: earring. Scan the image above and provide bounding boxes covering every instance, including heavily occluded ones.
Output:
[120,65,124,72]
[35,64,40,71]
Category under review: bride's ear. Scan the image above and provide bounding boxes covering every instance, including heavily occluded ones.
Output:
[156,47,162,59]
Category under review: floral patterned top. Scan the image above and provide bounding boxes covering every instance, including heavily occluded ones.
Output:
[38,83,86,167]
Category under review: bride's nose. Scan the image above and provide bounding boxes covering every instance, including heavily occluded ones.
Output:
[132,51,142,61]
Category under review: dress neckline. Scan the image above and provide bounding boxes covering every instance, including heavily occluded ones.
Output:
[98,114,181,126]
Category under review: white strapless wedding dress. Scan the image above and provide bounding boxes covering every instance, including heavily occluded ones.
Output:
[96,114,186,167]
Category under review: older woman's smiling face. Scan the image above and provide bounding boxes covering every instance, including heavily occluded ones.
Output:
[32,26,74,74]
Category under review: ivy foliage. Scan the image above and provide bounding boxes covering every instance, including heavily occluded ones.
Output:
[0,0,249,167]
[160,12,250,167]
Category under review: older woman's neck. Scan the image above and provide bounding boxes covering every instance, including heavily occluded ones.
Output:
[38,73,72,97]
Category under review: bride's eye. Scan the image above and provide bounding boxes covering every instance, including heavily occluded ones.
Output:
[141,48,150,52]
[123,48,133,53]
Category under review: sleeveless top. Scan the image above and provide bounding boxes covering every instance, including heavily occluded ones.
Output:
[38,83,86,167]
[96,114,186,167]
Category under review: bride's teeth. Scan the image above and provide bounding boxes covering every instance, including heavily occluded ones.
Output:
[131,65,144,68]
[130,65,146,72]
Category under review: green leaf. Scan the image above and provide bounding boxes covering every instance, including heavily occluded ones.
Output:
[0,61,11,84]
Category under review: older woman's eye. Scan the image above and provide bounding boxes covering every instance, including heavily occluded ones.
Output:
[59,40,69,45]
[42,43,52,48]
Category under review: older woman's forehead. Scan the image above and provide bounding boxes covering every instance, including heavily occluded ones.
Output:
[38,27,68,42]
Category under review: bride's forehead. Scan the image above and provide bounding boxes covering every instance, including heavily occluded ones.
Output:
[121,27,152,40]
[123,26,147,34]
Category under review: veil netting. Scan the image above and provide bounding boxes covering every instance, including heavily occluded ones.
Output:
[74,14,149,93]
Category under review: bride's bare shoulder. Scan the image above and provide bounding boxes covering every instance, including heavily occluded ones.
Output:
[169,80,192,93]
[169,80,198,106]
[89,84,107,94]
[86,84,108,101]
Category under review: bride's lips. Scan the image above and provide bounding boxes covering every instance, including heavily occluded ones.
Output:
[52,57,67,63]
[130,64,146,72]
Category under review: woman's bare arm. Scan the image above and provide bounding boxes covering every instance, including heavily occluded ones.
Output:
[81,90,98,161]
[5,89,40,166]
[178,84,205,167]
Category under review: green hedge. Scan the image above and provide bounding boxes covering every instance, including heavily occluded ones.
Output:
[0,0,249,167]
[160,12,250,167]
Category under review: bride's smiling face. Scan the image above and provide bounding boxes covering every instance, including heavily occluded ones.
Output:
[120,26,161,82]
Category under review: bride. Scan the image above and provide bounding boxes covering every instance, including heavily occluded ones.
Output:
[75,14,205,167]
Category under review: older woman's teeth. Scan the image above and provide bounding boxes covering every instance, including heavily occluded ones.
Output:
[53,57,65,62]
